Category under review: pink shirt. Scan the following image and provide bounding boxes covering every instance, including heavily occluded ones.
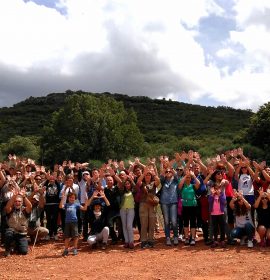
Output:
[211,195,224,215]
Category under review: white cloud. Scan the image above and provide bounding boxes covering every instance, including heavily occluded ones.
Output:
[0,0,269,111]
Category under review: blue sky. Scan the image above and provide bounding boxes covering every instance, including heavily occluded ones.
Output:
[0,0,270,111]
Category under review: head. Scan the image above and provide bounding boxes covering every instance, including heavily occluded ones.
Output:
[93,202,102,212]
[65,174,74,188]
[175,167,184,176]
[240,165,248,175]
[144,171,153,183]
[35,175,42,184]
[261,193,269,205]
[106,176,114,188]
[91,168,100,180]
[82,171,90,181]
[124,179,132,191]
[193,164,200,176]
[14,195,24,209]
[211,169,223,182]
[164,168,173,179]
[119,171,127,181]
[67,192,76,203]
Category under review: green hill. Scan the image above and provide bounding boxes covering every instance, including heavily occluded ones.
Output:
[0,90,253,145]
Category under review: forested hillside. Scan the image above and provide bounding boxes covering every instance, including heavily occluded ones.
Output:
[0,90,252,144]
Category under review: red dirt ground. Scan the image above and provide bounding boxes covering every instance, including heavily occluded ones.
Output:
[1,231,270,280]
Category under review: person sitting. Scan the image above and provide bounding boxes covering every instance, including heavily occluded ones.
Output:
[229,191,255,248]
[87,190,110,250]
[4,189,32,256]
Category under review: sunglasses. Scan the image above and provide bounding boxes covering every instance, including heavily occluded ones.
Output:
[241,167,247,169]
[176,169,183,171]
[165,170,172,174]
[262,197,268,200]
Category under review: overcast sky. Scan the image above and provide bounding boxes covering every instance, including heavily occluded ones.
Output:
[0,0,270,111]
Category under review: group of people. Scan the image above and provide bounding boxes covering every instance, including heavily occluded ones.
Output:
[0,148,270,257]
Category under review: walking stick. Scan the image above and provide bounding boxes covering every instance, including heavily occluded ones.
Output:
[32,227,40,252]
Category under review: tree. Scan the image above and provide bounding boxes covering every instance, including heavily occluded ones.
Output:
[41,94,144,164]
[247,102,270,160]
[0,136,40,161]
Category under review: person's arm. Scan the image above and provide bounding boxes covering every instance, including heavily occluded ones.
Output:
[229,196,236,210]
[191,171,200,190]
[254,188,264,208]
[178,175,186,190]
[5,195,16,214]
[59,192,66,209]
[24,195,32,214]
[234,165,241,181]
[262,169,270,182]
[0,166,6,188]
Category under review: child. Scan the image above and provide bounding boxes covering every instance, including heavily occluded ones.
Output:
[59,191,89,256]
[208,185,226,247]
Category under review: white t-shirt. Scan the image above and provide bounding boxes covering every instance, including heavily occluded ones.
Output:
[238,174,254,195]
[60,183,80,204]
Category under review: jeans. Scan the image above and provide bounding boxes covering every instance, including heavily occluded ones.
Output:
[120,208,135,243]
[87,227,110,245]
[45,204,59,236]
[5,228,28,254]
[230,223,255,241]
[161,203,178,238]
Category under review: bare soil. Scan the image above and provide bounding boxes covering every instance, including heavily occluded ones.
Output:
[1,231,270,280]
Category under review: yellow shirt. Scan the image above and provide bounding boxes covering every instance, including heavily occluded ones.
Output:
[121,192,134,209]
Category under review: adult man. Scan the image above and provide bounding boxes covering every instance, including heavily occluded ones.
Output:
[4,191,32,256]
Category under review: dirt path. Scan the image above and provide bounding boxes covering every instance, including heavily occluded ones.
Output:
[1,231,270,280]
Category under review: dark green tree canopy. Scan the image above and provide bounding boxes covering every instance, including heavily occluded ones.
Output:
[41,94,144,164]
[247,102,270,159]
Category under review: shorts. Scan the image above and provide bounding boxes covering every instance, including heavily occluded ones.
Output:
[64,222,78,238]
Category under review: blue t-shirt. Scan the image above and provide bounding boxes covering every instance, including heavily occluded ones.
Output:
[65,202,81,223]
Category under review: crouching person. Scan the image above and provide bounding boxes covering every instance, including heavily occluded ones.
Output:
[28,189,49,243]
[4,190,32,256]
[87,190,110,250]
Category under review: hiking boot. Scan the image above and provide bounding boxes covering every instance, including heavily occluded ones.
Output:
[4,250,11,257]
[148,241,154,248]
[166,237,172,246]
[184,238,190,245]
[62,249,68,256]
[141,241,149,248]
[173,237,179,246]
[73,248,78,255]
[211,241,218,248]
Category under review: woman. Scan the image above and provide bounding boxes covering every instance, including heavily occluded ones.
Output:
[160,167,179,246]
[119,178,136,249]
[229,191,255,248]
[254,188,270,246]
[136,167,160,248]
[178,170,200,245]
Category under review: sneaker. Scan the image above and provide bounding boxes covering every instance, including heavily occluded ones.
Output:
[54,235,59,241]
[101,243,107,250]
[240,236,247,245]
[184,238,190,245]
[220,241,226,248]
[173,237,179,246]
[4,250,11,257]
[247,240,253,248]
[205,240,214,246]
[178,234,183,242]
[227,239,237,245]
[141,241,149,248]
[62,249,68,256]
[166,237,172,246]
[129,242,135,249]
[211,241,218,248]
[73,248,78,255]
[190,239,196,246]
[148,241,154,248]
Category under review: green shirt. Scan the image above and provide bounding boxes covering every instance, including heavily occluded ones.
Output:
[181,183,197,207]
[121,192,135,209]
